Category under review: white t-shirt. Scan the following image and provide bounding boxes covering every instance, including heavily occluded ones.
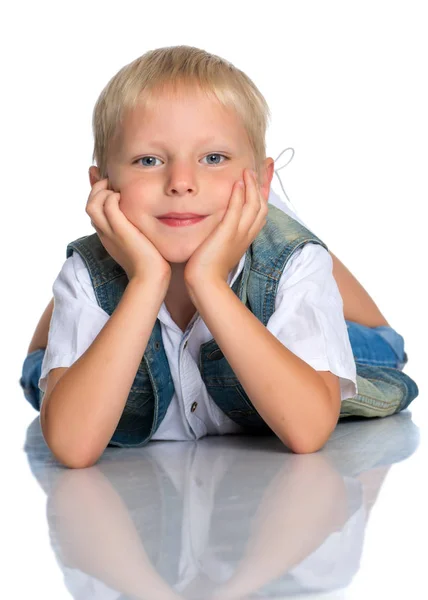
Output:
[39,187,357,440]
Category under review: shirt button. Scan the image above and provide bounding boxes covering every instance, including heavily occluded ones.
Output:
[191,401,198,412]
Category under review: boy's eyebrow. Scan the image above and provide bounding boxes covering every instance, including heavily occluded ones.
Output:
[129,135,235,151]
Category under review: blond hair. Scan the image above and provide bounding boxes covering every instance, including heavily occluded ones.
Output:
[91,45,271,179]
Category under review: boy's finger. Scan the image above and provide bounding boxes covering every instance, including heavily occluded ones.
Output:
[91,177,109,193]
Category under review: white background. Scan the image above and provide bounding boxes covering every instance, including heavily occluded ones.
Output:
[2,1,427,598]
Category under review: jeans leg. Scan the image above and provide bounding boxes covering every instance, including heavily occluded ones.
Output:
[341,321,418,418]
[374,326,408,369]
[19,348,45,411]
[345,320,408,370]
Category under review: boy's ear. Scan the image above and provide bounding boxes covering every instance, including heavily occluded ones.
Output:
[88,166,101,188]
[260,158,275,202]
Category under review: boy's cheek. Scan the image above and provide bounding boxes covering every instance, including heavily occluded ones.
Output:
[118,182,156,216]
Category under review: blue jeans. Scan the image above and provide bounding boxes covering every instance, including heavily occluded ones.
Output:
[19,321,409,413]
[345,321,408,370]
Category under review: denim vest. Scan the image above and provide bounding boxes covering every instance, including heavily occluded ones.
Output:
[66,204,419,447]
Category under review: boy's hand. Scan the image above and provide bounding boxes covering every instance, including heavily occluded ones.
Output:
[184,168,268,287]
[86,178,172,283]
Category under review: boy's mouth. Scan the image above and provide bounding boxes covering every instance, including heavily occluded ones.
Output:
[157,212,206,218]
[157,215,207,227]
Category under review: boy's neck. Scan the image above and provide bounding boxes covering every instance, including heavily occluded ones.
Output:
[163,263,196,330]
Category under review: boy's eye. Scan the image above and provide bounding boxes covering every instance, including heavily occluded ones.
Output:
[135,156,162,167]
[202,153,229,165]
[134,153,229,167]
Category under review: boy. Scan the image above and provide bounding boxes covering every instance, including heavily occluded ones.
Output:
[22,46,418,468]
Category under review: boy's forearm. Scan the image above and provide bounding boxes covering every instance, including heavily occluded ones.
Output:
[41,277,169,469]
[186,278,337,454]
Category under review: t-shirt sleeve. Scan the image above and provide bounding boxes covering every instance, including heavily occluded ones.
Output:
[38,252,110,394]
[266,243,358,401]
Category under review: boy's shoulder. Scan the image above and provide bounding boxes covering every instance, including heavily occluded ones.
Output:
[263,203,328,252]
[66,233,126,287]
[66,232,106,260]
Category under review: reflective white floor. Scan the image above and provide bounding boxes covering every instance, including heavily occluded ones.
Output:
[5,389,426,600]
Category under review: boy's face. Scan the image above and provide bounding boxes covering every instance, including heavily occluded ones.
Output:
[90,84,274,267]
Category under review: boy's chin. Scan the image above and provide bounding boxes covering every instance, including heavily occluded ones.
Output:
[157,245,200,267]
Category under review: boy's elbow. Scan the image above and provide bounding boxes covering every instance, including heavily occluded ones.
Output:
[281,408,339,454]
[47,440,100,469]
[288,436,328,454]
[40,408,104,469]
[54,450,101,469]
[41,423,101,469]
[59,454,100,469]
